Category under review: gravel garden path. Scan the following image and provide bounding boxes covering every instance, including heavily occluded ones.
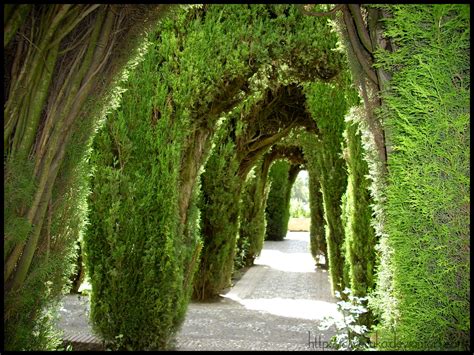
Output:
[57,231,338,351]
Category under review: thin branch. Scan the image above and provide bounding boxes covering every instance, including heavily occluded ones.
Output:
[348,4,373,53]
[4,4,32,47]
[46,5,101,51]
[58,25,93,56]
[342,6,378,85]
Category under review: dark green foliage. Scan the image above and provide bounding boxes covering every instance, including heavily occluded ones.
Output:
[265,160,298,241]
[191,4,345,301]
[84,10,202,349]
[307,168,327,265]
[85,77,189,350]
[303,80,351,294]
[193,121,242,300]
[342,119,377,298]
[236,164,268,269]
[370,4,470,350]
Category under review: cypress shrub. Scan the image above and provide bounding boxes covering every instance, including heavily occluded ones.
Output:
[265,160,292,241]
[190,0,346,300]
[369,4,470,350]
[84,9,208,349]
[193,120,242,300]
[85,4,302,346]
[342,118,377,298]
[85,49,192,349]
[301,134,328,265]
[340,115,377,328]
[236,144,306,270]
[304,80,351,294]
[265,161,301,241]
[236,163,269,269]
[308,169,327,266]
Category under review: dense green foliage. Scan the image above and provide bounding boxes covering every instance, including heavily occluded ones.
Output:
[5,4,469,352]
[195,82,314,299]
[236,143,306,270]
[192,4,343,300]
[301,136,327,265]
[265,161,300,241]
[369,4,470,350]
[304,80,351,293]
[236,162,269,269]
[339,116,377,328]
[342,118,377,298]
[84,4,274,346]
[193,119,242,300]
[85,32,194,349]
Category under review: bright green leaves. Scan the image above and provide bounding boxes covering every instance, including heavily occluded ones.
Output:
[370,4,470,350]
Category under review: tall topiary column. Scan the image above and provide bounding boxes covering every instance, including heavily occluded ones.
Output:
[342,118,377,297]
[236,161,269,269]
[304,80,354,294]
[193,118,243,300]
[307,169,327,266]
[265,161,301,241]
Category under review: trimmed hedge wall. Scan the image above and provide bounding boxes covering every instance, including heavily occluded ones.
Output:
[369,4,470,350]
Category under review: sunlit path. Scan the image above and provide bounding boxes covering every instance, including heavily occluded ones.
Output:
[175,231,338,351]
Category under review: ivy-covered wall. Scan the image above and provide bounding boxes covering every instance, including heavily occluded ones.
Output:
[369,4,470,350]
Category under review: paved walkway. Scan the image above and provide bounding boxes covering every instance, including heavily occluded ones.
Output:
[57,232,338,351]
[174,231,338,350]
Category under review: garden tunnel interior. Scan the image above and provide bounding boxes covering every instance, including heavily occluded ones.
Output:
[3,4,470,351]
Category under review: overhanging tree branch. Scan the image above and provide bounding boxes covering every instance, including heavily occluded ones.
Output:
[342,5,378,85]
[348,4,373,53]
